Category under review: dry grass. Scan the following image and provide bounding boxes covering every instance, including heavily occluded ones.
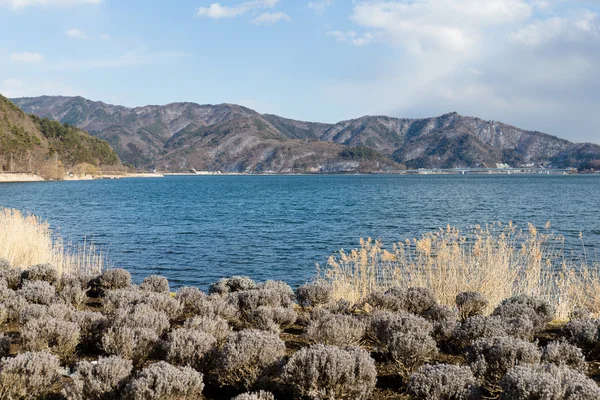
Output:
[0,208,105,276]
[321,222,599,320]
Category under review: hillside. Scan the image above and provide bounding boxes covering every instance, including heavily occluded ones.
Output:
[11,95,600,172]
[0,95,121,178]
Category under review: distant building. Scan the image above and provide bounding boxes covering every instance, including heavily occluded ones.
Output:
[496,163,511,169]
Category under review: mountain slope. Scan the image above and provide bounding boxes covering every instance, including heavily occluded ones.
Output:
[0,95,121,178]
[11,95,600,172]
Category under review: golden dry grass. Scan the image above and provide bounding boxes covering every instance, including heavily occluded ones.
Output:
[321,222,599,320]
[0,208,105,275]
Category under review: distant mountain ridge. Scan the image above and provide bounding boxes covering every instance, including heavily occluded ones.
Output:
[11,95,600,172]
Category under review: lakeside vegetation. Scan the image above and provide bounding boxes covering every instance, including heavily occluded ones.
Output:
[1,210,600,399]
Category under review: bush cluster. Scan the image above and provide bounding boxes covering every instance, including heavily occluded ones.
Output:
[408,364,480,400]
[305,311,365,346]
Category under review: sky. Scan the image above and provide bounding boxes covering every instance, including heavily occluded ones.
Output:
[0,0,599,143]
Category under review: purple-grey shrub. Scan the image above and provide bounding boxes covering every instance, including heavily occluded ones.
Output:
[64,356,133,400]
[261,280,295,302]
[231,391,276,400]
[305,312,366,346]
[215,329,286,389]
[164,328,217,369]
[74,311,110,349]
[21,316,81,361]
[97,268,132,293]
[0,333,10,357]
[387,332,439,377]
[139,275,170,293]
[209,276,257,295]
[112,304,170,336]
[102,327,159,365]
[18,280,57,305]
[175,286,204,315]
[542,340,588,373]
[183,315,231,343]
[102,288,144,313]
[237,289,293,312]
[21,263,58,285]
[0,352,63,399]
[451,316,509,349]
[368,311,433,347]
[283,344,377,400]
[0,303,7,325]
[364,290,405,312]
[423,304,459,342]
[408,364,480,400]
[467,336,541,389]
[562,318,600,353]
[296,280,332,308]
[0,267,21,289]
[456,292,489,322]
[400,287,437,315]
[138,292,182,321]
[1,292,28,322]
[124,361,204,400]
[500,363,600,400]
[492,295,555,331]
[19,303,76,325]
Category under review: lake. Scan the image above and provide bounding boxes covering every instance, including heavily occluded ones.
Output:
[1,175,599,290]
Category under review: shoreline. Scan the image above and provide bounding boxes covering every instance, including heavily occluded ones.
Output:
[0,172,164,183]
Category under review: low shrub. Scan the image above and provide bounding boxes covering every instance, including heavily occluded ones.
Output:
[408,363,480,400]
[209,276,257,295]
[139,275,170,293]
[102,327,159,365]
[214,329,285,389]
[21,263,58,285]
[0,267,22,289]
[124,361,204,400]
[180,293,239,321]
[139,292,182,321]
[164,328,217,369]
[387,332,438,378]
[468,336,541,391]
[456,292,489,322]
[19,303,76,325]
[112,304,170,336]
[0,303,7,325]
[103,288,144,313]
[18,280,57,305]
[451,316,509,349]
[569,306,591,320]
[562,318,600,353]
[296,280,332,308]
[58,282,87,308]
[232,391,275,400]
[542,340,587,373]
[95,268,131,294]
[243,307,283,333]
[21,316,81,361]
[237,289,293,312]
[0,352,63,399]
[183,315,231,343]
[0,333,10,357]
[423,304,458,342]
[283,344,377,400]
[64,356,133,400]
[2,292,28,322]
[261,280,295,302]
[305,312,365,346]
[500,363,600,400]
[368,311,432,347]
[364,290,405,312]
[175,286,205,315]
[74,311,110,350]
[492,295,555,331]
[400,287,437,315]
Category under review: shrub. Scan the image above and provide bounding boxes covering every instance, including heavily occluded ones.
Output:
[0,333,10,357]
[324,298,353,314]
[283,344,377,400]
[21,263,58,285]
[183,315,231,343]
[139,292,182,321]
[368,311,432,347]
[451,316,508,349]
[503,317,535,341]
[542,341,587,373]
[296,280,332,308]
[261,280,294,302]
[74,311,110,349]
[456,292,489,322]
[19,303,76,325]
[124,361,204,400]
[209,276,257,295]
[96,268,131,293]
[64,356,133,400]
[175,286,205,315]
[0,303,7,325]
[492,295,555,330]
[102,327,159,365]
[305,313,365,346]
[215,329,286,389]
[400,287,437,315]
[165,328,217,369]
[562,318,600,352]
[179,293,238,320]
[18,280,57,305]
[408,364,479,400]
[0,352,62,399]
[103,288,144,313]
[423,304,458,342]
[232,391,275,400]
[468,336,541,390]
[500,363,600,400]
[387,332,438,377]
[0,258,10,270]
[2,292,28,322]
[112,304,170,336]
[364,290,405,312]
[139,275,170,293]
[58,282,87,308]
[237,289,293,312]
[569,306,590,320]
[0,267,22,289]
[22,316,81,361]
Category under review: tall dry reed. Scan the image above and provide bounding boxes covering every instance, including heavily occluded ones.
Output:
[0,208,105,275]
[321,222,599,320]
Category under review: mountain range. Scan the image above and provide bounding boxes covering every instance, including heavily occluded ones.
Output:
[0,95,121,178]
[11,95,600,172]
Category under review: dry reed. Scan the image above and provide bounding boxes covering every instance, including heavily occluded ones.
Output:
[0,208,105,276]
[321,222,599,320]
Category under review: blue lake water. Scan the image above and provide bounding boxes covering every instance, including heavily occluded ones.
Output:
[0,175,599,290]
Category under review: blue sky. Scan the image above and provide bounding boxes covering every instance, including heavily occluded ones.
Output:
[0,0,599,143]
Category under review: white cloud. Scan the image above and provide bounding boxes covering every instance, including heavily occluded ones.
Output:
[511,10,599,46]
[308,0,334,14]
[0,0,101,10]
[326,30,377,46]
[196,0,278,19]
[0,78,84,98]
[9,51,44,63]
[66,28,87,39]
[100,33,111,40]
[251,11,290,25]
[51,47,189,70]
